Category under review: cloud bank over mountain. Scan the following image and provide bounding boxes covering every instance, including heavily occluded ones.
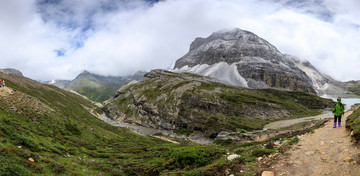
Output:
[1,0,359,81]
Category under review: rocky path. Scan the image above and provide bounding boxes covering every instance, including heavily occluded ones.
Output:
[268,108,360,176]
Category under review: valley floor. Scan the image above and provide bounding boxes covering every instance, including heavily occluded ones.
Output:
[265,107,360,176]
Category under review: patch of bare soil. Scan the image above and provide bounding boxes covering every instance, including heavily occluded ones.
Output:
[260,109,360,176]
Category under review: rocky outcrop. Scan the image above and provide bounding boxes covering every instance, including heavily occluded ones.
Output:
[103,69,333,138]
[173,28,315,94]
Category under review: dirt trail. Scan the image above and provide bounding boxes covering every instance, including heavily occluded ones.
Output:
[0,86,13,97]
[269,108,360,176]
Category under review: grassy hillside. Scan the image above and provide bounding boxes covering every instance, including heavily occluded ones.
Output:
[65,71,145,103]
[346,105,360,142]
[104,69,334,137]
[343,80,360,96]
[67,76,128,103]
[0,73,226,175]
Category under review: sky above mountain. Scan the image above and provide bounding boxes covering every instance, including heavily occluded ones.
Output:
[1,0,359,81]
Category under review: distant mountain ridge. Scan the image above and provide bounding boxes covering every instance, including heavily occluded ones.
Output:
[0,68,24,77]
[46,70,145,102]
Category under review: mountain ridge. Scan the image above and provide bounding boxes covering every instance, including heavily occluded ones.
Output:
[44,70,146,102]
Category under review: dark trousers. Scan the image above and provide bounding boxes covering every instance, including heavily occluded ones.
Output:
[334,115,342,123]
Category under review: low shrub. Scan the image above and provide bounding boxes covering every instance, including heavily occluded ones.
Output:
[163,146,222,168]
[214,139,233,146]
[287,137,299,145]
[10,133,39,152]
[0,155,32,176]
[174,128,193,136]
[182,169,204,176]
[251,148,275,157]
[65,123,82,136]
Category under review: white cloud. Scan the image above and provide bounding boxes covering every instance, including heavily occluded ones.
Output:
[0,0,359,81]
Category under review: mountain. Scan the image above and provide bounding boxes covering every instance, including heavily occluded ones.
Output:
[0,70,228,175]
[173,28,315,94]
[46,71,145,102]
[103,69,333,138]
[0,68,24,77]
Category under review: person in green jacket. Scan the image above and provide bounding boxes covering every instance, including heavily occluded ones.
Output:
[332,97,344,128]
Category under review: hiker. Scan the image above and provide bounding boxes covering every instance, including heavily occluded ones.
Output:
[0,79,2,88]
[2,79,4,87]
[332,97,344,128]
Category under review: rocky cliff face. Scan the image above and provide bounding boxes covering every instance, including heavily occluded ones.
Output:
[103,69,333,138]
[173,28,315,94]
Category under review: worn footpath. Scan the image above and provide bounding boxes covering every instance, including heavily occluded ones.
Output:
[268,108,360,176]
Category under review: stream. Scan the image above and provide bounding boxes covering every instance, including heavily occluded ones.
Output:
[97,113,213,144]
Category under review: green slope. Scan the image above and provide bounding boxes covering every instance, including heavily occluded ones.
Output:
[346,106,360,142]
[343,80,360,96]
[0,73,224,175]
[66,71,131,102]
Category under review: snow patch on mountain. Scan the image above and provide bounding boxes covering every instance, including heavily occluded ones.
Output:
[173,62,248,87]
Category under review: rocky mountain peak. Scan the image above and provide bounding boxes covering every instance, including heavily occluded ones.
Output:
[189,28,276,52]
[173,28,316,94]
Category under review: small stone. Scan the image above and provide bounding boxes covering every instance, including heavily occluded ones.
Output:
[227,154,241,160]
[262,171,274,176]
[28,158,34,162]
[17,146,22,149]
[344,157,352,162]
[353,161,357,164]
[225,169,230,175]
[320,141,325,146]
[305,151,315,156]
[318,150,325,155]
[257,157,263,161]
[351,131,354,136]
[11,107,18,112]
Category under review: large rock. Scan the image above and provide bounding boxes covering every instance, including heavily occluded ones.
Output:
[173,28,316,94]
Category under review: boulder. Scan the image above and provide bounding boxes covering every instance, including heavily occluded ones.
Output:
[227,154,241,161]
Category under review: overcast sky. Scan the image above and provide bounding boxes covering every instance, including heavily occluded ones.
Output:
[1,0,360,81]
